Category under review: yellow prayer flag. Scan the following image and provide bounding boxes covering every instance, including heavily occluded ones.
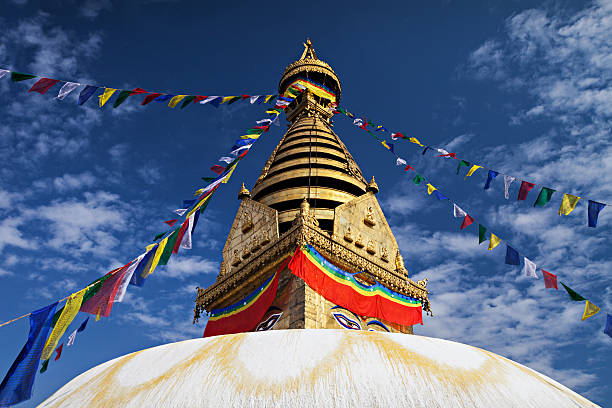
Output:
[381,141,391,150]
[222,166,236,183]
[168,95,187,108]
[558,193,581,216]
[264,95,275,103]
[99,88,117,107]
[194,188,205,196]
[581,301,600,321]
[426,183,436,195]
[241,134,261,140]
[465,165,482,179]
[409,137,424,147]
[41,288,87,360]
[146,243,156,252]
[220,96,235,104]
[488,233,501,250]
[186,194,213,218]
[142,237,168,278]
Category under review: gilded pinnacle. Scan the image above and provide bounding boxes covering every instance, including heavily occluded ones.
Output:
[238,182,250,200]
[367,176,379,194]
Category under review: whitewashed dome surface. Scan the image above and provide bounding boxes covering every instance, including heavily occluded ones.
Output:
[39,329,598,408]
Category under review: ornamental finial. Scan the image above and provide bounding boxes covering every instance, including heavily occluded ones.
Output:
[238,182,251,200]
[366,176,379,194]
[300,37,318,60]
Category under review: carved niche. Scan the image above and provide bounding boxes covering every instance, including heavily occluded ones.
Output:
[333,192,402,271]
[222,198,279,276]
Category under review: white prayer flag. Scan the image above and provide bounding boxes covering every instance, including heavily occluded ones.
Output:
[353,118,364,127]
[180,213,195,249]
[231,144,252,156]
[66,329,77,346]
[523,257,538,278]
[453,204,467,218]
[504,175,516,199]
[57,82,80,100]
[250,95,260,104]
[396,158,407,166]
[218,157,234,164]
[0,69,10,79]
[115,254,145,302]
[200,96,220,104]
[437,148,450,157]
[256,119,272,125]
[174,208,188,216]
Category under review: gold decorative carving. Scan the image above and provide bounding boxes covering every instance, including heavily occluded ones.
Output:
[251,237,260,252]
[366,240,376,255]
[395,251,406,272]
[231,250,241,267]
[343,226,353,242]
[241,211,253,233]
[260,230,270,245]
[242,247,251,259]
[355,233,364,248]
[381,247,389,262]
[364,206,376,227]
[417,278,428,289]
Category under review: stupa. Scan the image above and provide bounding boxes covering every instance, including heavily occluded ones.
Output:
[38,40,599,408]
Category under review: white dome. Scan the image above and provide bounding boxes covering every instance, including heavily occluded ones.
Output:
[39,329,598,408]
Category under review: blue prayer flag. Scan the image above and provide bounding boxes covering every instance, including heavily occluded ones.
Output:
[129,248,156,287]
[77,317,89,333]
[484,170,499,190]
[78,85,98,105]
[183,199,196,207]
[588,200,605,228]
[433,191,448,200]
[604,314,612,339]
[422,146,432,155]
[505,245,520,265]
[154,94,174,102]
[0,302,58,406]
[255,95,265,104]
[209,97,222,107]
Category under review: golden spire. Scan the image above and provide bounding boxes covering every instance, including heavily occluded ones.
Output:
[366,176,379,194]
[238,182,251,200]
[299,38,318,60]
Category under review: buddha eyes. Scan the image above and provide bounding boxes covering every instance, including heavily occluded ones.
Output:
[256,312,283,331]
[332,312,362,330]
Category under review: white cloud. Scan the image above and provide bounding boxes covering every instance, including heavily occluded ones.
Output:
[79,0,113,19]
[159,256,218,279]
[52,172,97,192]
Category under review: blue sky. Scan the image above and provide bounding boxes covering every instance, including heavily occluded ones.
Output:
[0,0,610,406]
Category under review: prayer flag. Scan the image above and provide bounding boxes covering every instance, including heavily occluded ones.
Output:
[28,78,59,95]
[484,170,498,190]
[154,94,174,102]
[438,152,457,159]
[210,165,225,175]
[193,95,206,104]
[112,90,132,108]
[10,72,36,82]
[390,132,404,140]
[80,265,129,318]
[588,200,605,228]
[517,181,536,201]
[66,330,77,347]
[488,234,501,250]
[154,232,165,241]
[142,93,162,105]
[0,69,8,79]
[200,96,220,105]
[534,187,555,207]
[581,301,600,321]
[249,95,260,104]
[180,95,197,109]
[78,85,98,105]
[158,229,180,266]
[77,317,88,332]
[144,237,169,278]
[422,146,432,155]
[409,137,423,146]
[172,219,189,254]
[559,194,581,216]
[42,289,87,361]
[523,257,538,278]
[604,314,612,339]
[164,219,178,227]
[426,184,436,195]
[220,96,234,104]
[505,245,520,265]
[413,174,424,185]
[478,224,487,244]
[464,165,482,179]
[98,88,117,107]
[168,95,187,108]
[456,160,470,175]
[0,302,58,406]
[115,255,145,302]
[453,204,467,218]
[460,214,474,230]
[561,282,586,301]
[433,191,448,200]
[404,165,414,171]
[53,344,63,361]
[39,360,49,374]
[56,82,79,100]
[130,249,156,287]
[542,269,557,289]
[264,94,276,103]
[180,212,196,250]
[174,208,188,216]
[381,141,393,152]
[503,176,516,199]
[396,158,406,166]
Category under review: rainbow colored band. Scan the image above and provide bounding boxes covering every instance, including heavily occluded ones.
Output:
[284,78,336,102]
[302,245,421,308]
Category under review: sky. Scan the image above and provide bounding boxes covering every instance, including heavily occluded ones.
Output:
[0,0,610,406]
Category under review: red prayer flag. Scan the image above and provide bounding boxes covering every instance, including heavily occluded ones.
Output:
[517,181,536,200]
[253,125,270,132]
[80,264,130,318]
[241,94,250,100]
[54,344,63,361]
[130,87,148,95]
[172,219,189,254]
[542,269,558,290]
[164,219,178,227]
[460,214,475,230]
[210,165,225,175]
[404,165,414,171]
[437,152,457,159]
[141,93,163,105]
[28,78,60,95]
[194,95,206,103]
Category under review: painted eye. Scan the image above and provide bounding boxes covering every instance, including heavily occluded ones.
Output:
[332,312,362,330]
[255,312,283,331]
[366,320,390,332]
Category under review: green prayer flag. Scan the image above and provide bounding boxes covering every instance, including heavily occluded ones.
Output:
[201,177,216,182]
[227,96,242,104]
[113,90,132,108]
[154,232,165,241]
[11,72,37,82]
[561,282,586,301]
[456,160,470,175]
[51,274,109,325]
[180,95,197,109]
[199,195,213,213]
[413,174,424,185]
[478,224,487,244]
[245,128,264,134]
[533,187,556,207]
[158,229,180,266]
[40,359,49,373]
